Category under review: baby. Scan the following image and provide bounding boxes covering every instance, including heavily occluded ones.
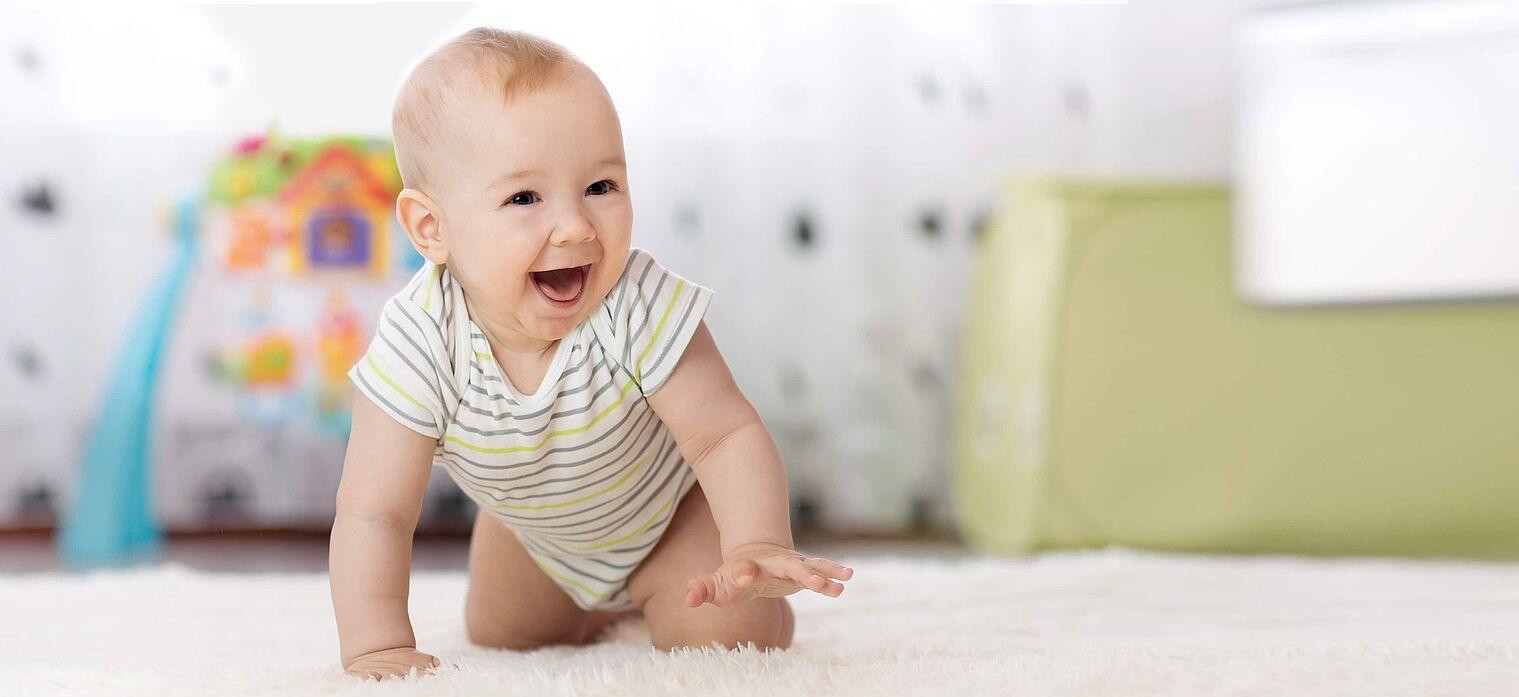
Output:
[329,28,853,680]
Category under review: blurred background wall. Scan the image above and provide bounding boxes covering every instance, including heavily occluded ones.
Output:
[3,0,1512,546]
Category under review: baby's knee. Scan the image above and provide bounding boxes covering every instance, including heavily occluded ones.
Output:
[653,598,793,652]
[466,621,543,651]
[465,612,583,651]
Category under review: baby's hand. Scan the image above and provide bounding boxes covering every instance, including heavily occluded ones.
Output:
[685,541,854,608]
[344,647,441,681]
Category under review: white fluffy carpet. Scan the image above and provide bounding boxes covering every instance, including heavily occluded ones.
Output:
[5,549,1519,696]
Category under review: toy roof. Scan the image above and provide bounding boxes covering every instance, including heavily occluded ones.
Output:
[276,143,395,206]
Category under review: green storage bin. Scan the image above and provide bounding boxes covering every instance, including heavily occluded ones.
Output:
[953,179,1519,559]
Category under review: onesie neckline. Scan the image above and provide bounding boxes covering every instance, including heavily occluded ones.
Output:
[464,314,583,410]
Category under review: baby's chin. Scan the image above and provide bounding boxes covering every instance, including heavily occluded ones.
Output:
[518,271,611,338]
[518,314,585,343]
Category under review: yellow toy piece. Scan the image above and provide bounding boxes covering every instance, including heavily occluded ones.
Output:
[316,288,361,384]
[242,333,296,387]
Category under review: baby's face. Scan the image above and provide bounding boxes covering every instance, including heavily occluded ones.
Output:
[429,68,632,344]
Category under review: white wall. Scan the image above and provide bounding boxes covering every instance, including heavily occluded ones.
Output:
[1236,0,1519,305]
[0,1,1252,532]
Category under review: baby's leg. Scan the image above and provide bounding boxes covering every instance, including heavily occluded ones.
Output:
[464,508,637,650]
[626,483,794,651]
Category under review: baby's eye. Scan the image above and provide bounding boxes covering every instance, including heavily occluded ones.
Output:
[504,191,539,206]
[586,179,619,196]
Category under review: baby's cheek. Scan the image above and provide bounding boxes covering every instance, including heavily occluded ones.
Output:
[588,287,614,309]
[592,273,620,304]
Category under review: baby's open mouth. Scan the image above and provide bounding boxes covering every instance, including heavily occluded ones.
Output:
[531,264,590,304]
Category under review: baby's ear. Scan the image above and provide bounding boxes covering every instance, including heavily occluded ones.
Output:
[396,189,449,264]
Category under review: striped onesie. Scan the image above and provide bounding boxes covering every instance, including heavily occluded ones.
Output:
[347,248,714,610]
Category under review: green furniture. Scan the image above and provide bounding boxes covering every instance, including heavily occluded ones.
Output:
[953,179,1519,559]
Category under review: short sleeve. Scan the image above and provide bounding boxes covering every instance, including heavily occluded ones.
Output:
[595,248,715,396]
[347,294,452,440]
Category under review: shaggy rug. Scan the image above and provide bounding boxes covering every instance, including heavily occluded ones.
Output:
[4,549,1517,696]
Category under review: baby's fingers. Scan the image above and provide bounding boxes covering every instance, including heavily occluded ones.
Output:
[345,648,440,681]
[685,577,713,607]
[731,558,760,588]
[687,570,746,607]
[806,557,854,582]
[785,559,844,597]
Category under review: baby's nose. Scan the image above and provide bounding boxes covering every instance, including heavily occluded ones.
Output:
[551,217,596,245]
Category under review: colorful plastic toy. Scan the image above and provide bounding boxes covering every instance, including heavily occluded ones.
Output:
[57,198,198,568]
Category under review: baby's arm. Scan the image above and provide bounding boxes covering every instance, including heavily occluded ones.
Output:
[646,322,853,606]
[329,392,440,679]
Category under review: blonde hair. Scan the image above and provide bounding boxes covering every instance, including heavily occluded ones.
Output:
[392,27,588,191]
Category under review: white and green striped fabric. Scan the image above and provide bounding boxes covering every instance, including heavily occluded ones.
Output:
[347,248,714,610]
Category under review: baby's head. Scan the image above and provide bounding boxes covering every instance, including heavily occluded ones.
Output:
[392,28,631,347]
